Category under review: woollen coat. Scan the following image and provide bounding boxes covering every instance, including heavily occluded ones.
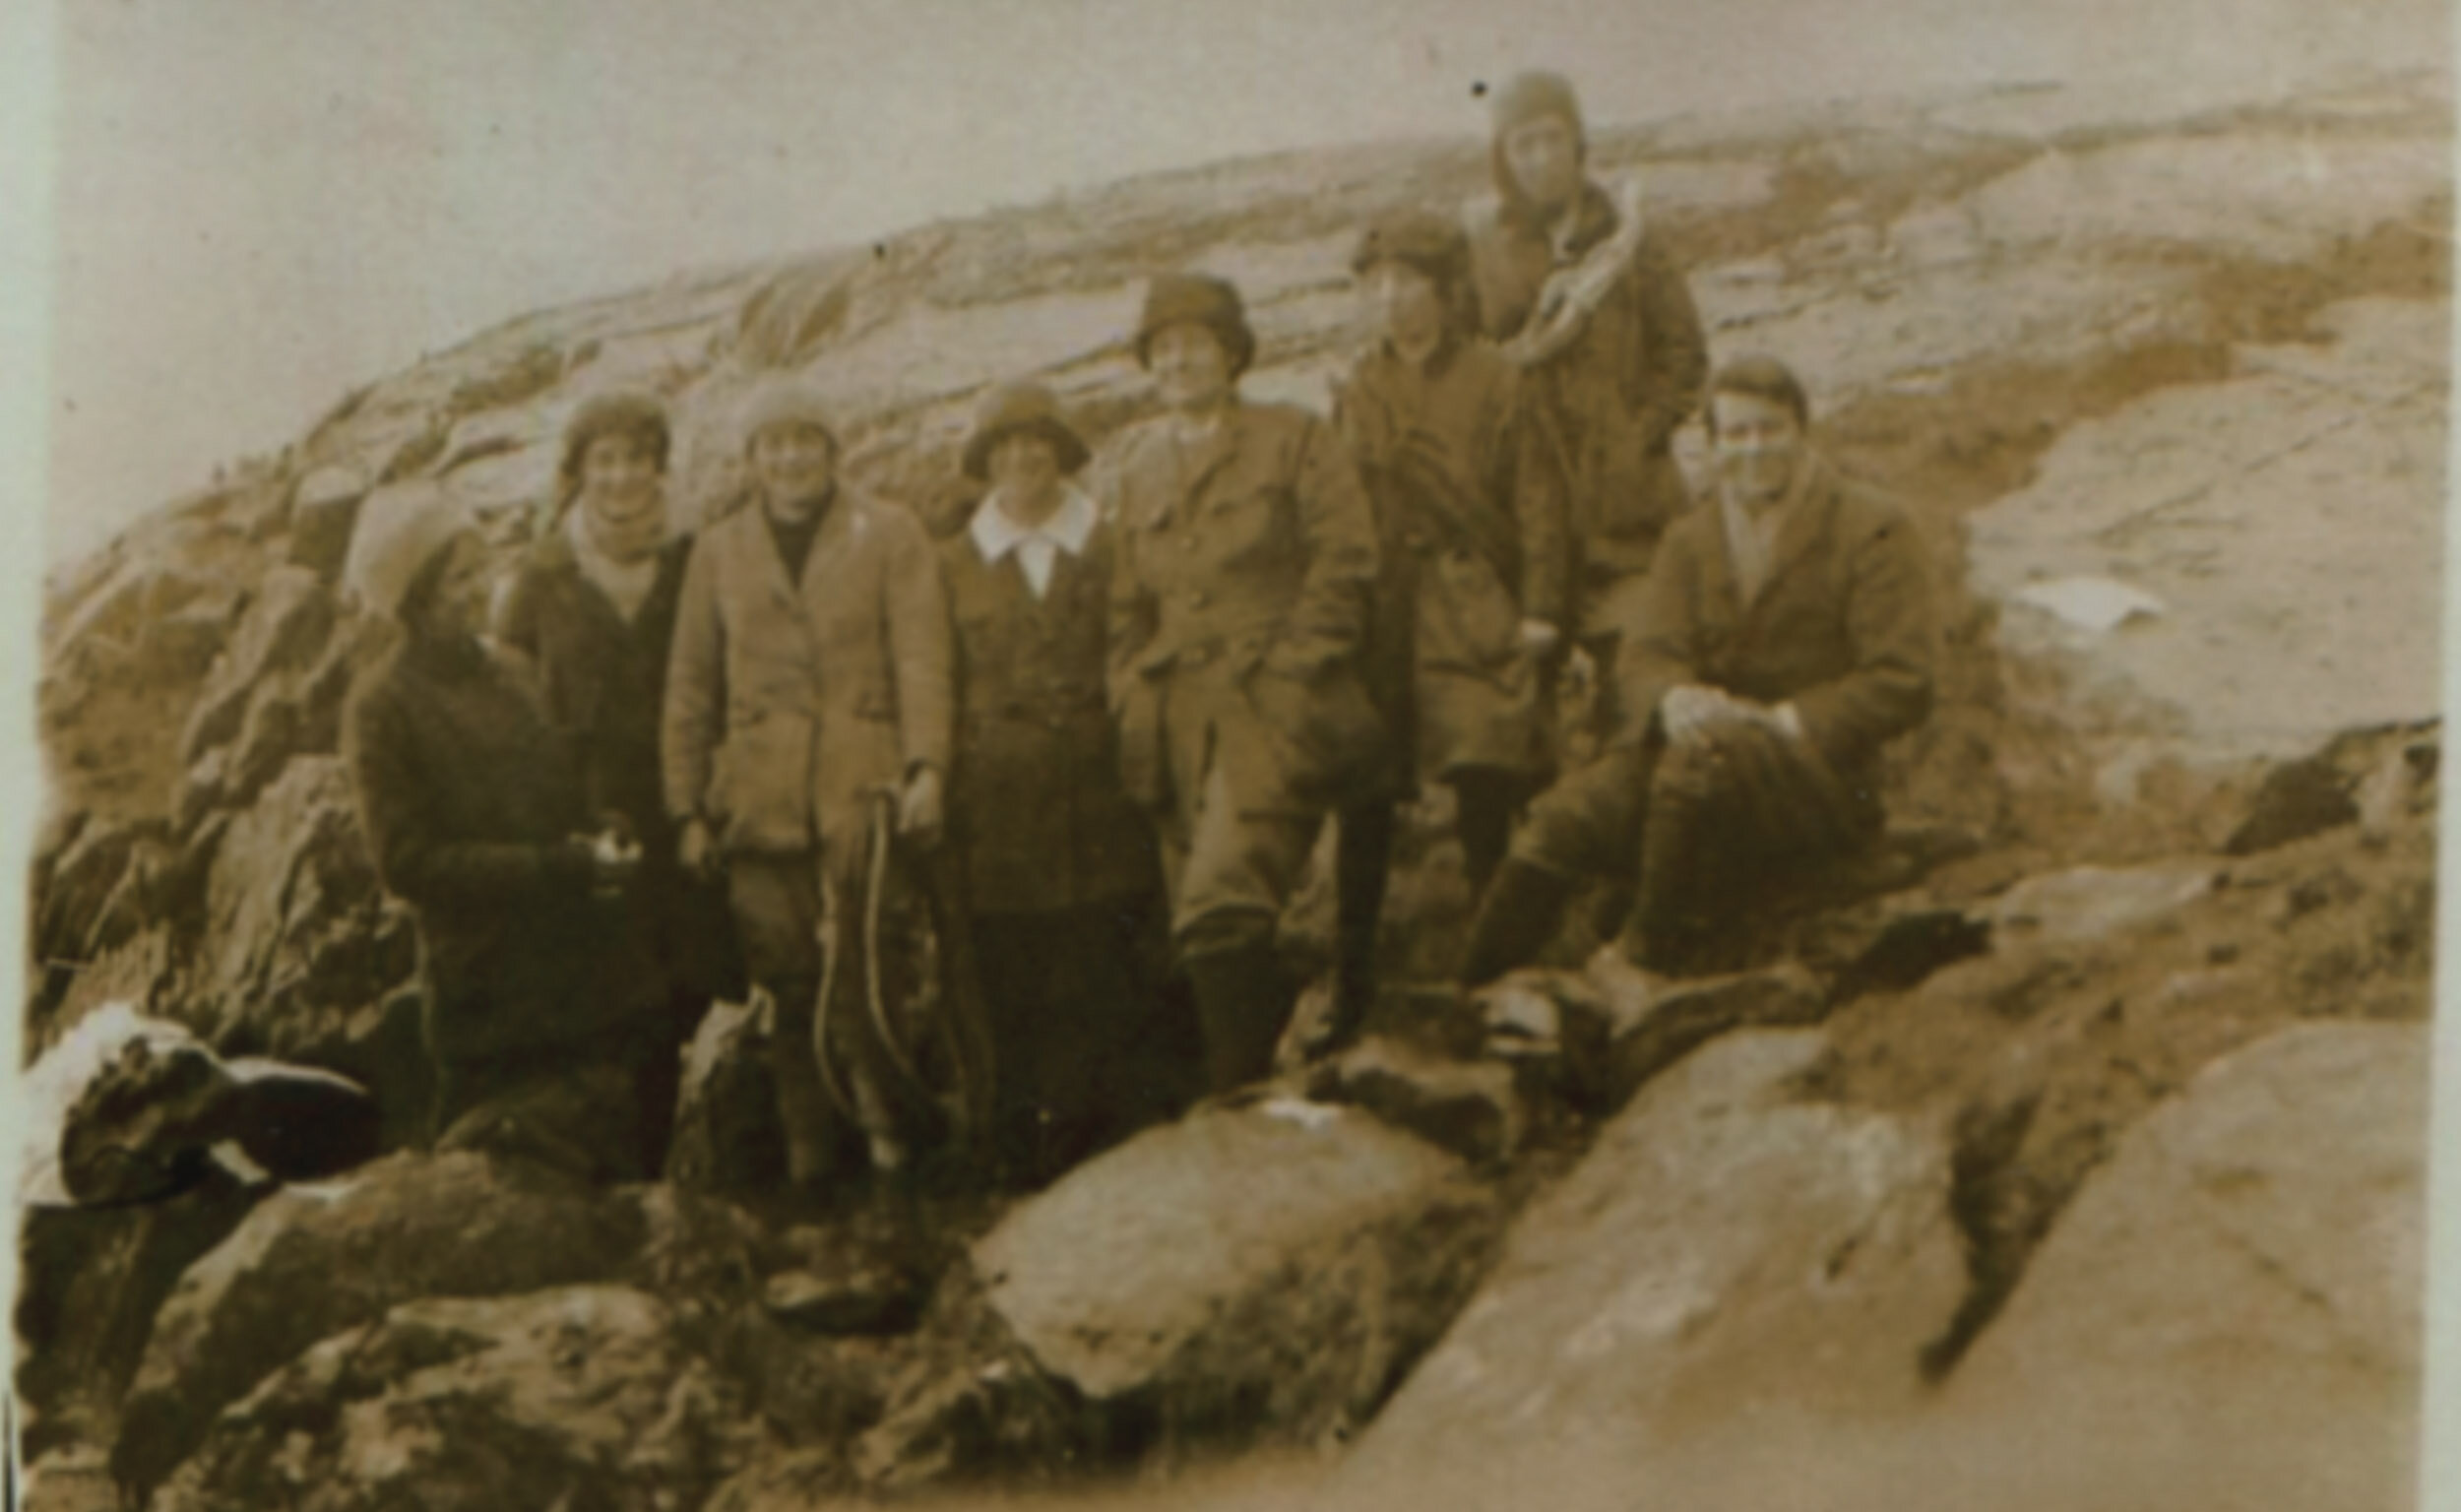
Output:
[662,490,954,860]
[494,525,743,1003]
[346,633,650,1068]
[1616,456,1939,823]
[1334,334,1566,786]
[1101,400,1384,821]
[1468,180,1708,629]
[939,518,1162,914]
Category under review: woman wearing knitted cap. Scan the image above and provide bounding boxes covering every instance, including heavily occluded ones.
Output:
[1323,207,1568,1041]
[342,482,661,1175]
[490,393,744,1176]
[939,381,1192,1183]
[663,373,955,1203]
[1100,272,1384,1093]
[1468,69,1708,742]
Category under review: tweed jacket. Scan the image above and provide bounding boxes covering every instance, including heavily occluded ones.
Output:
[1099,399,1384,813]
[1616,455,1938,810]
[663,488,953,857]
[1336,333,1565,782]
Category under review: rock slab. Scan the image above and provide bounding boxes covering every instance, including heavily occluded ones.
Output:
[1350,1031,1966,1504]
[976,1096,1500,1454]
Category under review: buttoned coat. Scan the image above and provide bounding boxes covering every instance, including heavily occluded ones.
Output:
[1469,181,1708,625]
[940,519,1162,913]
[1335,334,1565,785]
[663,489,954,859]
[1100,399,1383,817]
[1616,457,1938,820]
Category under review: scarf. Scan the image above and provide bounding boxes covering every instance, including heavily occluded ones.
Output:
[566,499,662,622]
[1502,174,1648,369]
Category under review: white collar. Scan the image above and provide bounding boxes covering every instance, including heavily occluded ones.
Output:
[970,486,1096,565]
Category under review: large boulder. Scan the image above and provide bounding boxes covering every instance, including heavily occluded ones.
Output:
[1347,1031,1966,1505]
[150,1286,761,1512]
[180,756,419,1111]
[111,1151,649,1499]
[974,1096,1502,1459]
[1939,1022,2427,1510]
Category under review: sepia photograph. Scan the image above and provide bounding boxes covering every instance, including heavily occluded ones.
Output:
[7,1,2451,1507]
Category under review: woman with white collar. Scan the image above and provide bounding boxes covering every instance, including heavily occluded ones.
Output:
[938,381,1190,1186]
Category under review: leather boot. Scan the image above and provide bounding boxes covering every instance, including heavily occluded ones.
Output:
[1186,944,1295,1094]
[1457,857,1574,987]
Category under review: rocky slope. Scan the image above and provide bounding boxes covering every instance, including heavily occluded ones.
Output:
[23,67,2447,1512]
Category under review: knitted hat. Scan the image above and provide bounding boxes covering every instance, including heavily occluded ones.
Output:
[1133,273,1255,376]
[344,480,473,621]
[735,373,839,454]
[1350,208,1471,288]
[961,381,1090,481]
[558,391,670,489]
[1489,70,1585,143]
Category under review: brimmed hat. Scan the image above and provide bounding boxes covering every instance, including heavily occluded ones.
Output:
[345,480,473,621]
[1350,208,1471,288]
[962,381,1090,480]
[1133,273,1255,376]
[735,373,839,454]
[559,391,670,485]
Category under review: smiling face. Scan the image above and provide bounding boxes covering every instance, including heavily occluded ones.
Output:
[1359,259,1447,354]
[576,431,663,520]
[1500,113,1582,216]
[750,422,836,516]
[1147,321,1235,415]
[1711,389,1807,508]
[987,430,1066,524]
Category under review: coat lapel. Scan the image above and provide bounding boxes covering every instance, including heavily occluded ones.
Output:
[1750,458,1836,613]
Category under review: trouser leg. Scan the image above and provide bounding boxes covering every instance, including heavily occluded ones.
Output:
[1172,761,1324,1093]
[1621,739,1725,976]
[1450,767,1531,899]
[1458,858,1576,988]
[1459,741,1656,984]
[1330,800,1396,1044]
[726,853,844,1187]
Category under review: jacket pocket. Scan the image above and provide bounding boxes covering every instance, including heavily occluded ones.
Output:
[711,713,815,853]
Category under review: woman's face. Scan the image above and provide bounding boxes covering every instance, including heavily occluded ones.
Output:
[988,431,1064,504]
[577,431,663,515]
[750,423,837,514]
[1149,322,1235,415]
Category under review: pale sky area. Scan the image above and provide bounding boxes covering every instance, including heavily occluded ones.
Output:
[23,0,2452,567]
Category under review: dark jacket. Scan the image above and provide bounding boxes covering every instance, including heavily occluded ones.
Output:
[1100,399,1385,814]
[346,632,651,1065]
[1335,333,1564,783]
[1616,457,1938,815]
[1469,180,1708,626]
[494,524,741,1002]
[940,513,1162,913]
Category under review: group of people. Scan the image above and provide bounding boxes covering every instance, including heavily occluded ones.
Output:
[339,71,1940,1207]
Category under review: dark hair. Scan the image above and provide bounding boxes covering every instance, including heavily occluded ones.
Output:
[557,393,671,497]
[1705,355,1810,432]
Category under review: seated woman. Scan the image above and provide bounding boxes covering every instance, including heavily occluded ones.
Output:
[342,481,663,1180]
[492,393,742,1177]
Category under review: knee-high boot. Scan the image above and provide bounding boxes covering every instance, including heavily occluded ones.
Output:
[1329,802,1396,1051]
[1457,857,1574,987]
[1186,943,1295,1095]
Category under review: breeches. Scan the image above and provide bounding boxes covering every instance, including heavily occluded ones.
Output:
[1153,686,1328,959]
[726,848,914,1144]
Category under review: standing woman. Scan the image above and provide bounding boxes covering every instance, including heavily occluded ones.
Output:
[492,392,741,1176]
[939,382,1190,1184]
[1329,209,1566,1034]
[343,482,654,1177]
[1102,274,1385,1093]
